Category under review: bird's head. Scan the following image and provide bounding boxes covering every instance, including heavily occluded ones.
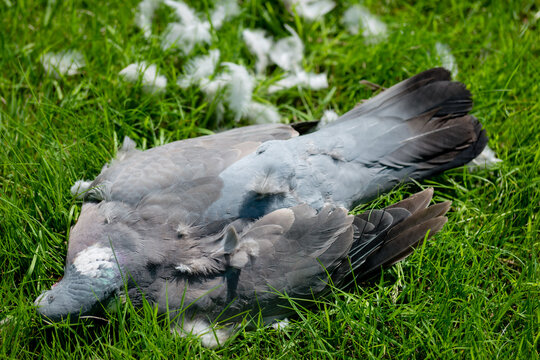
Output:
[34,202,140,321]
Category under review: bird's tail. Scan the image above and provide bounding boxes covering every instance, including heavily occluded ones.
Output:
[337,188,450,285]
[318,68,488,202]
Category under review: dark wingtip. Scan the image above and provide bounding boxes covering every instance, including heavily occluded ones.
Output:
[346,190,451,283]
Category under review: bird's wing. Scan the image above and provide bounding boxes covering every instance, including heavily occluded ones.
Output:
[80,123,301,205]
[221,204,354,316]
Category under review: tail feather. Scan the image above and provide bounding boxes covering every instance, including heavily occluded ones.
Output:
[319,68,488,203]
[332,68,464,124]
[336,188,450,285]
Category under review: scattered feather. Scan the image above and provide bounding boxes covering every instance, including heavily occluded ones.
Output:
[245,102,281,124]
[243,29,274,74]
[268,70,328,93]
[466,145,502,171]
[70,180,93,198]
[271,318,290,330]
[283,0,335,21]
[200,74,229,99]
[222,63,255,122]
[319,109,339,127]
[135,0,161,39]
[435,42,458,78]
[161,21,211,53]
[161,0,211,53]
[164,0,198,24]
[177,49,221,88]
[342,5,387,43]
[210,0,241,29]
[119,62,167,94]
[200,74,231,123]
[41,50,85,78]
[269,25,304,72]
[175,263,193,273]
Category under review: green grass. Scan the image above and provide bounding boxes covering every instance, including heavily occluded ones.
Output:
[1,0,539,358]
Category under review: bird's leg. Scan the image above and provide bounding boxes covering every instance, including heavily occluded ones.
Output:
[172,317,233,348]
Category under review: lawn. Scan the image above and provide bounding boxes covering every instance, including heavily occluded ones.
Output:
[0,0,538,358]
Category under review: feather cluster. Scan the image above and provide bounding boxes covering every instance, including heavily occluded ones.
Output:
[119,62,167,94]
[435,42,458,78]
[466,145,502,171]
[282,0,335,21]
[41,50,85,78]
[342,5,388,43]
[243,25,328,93]
[135,0,161,39]
[160,0,239,53]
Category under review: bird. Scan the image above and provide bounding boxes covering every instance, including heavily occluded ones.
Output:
[34,68,488,347]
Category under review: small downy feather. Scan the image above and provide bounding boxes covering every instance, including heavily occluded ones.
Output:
[135,0,161,39]
[283,0,335,21]
[210,0,241,29]
[268,70,328,93]
[161,0,211,53]
[245,102,281,124]
[119,62,167,94]
[249,170,290,195]
[161,22,211,53]
[164,0,198,24]
[269,25,304,72]
[466,145,502,171]
[317,109,339,129]
[222,63,255,122]
[435,43,458,78]
[177,50,220,88]
[242,29,274,74]
[41,50,85,78]
[70,180,92,198]
[341,5,388,43]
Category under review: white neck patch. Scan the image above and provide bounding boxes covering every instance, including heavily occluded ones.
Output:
[72,244,115,278]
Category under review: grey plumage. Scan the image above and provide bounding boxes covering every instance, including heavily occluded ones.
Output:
[34,68,487,347]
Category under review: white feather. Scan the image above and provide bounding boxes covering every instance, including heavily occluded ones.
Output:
[163,0,198,24]
[342,5,387,43]
[177,49,220,88]
[199,75,229,100]
[283,0,335,20]
[199,74,230,123]
[222,63,255,122]
[70,180,93,198]
[271,318,290,330]
[245,102,281,124]
[243,29,274,74]
[268,70,328,93]
[161,21,211,53]
[269,25,304,72]
[119,62,167,94]
[319,109,339,127]
[135,0,162,39]
[174,263,193,273]
[173,318,233,348]
[435,42,458,78]
[210,0,241,29]
[41,50,85,78]
[466,145,502,171]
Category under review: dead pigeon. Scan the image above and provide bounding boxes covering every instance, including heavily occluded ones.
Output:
[35,68,488,347]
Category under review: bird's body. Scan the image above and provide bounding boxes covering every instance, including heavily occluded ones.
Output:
[35,68,488,347]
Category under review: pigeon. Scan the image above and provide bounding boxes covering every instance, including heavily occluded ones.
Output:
[34,68,488,347]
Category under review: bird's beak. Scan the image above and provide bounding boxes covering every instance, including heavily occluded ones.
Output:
[34,265,122,322]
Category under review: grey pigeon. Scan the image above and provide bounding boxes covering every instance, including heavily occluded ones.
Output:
[34,68,487,347]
